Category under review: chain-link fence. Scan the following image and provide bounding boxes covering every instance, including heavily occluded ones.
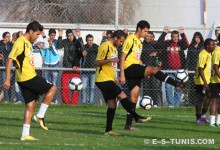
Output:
[0,0,220,107]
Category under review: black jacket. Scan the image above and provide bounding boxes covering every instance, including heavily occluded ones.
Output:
[187,44,203,71]
[141,40,158,66]
[0,40,13,66]
[81,43,99,68]
[57,37,84,68]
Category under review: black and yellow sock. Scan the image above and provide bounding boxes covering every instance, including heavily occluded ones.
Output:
[105,107,116,132]
[196,114,201,120]
[154,71,177,87]
[120,98,139,122]
[125,102,137,125]
[202,108,207,114]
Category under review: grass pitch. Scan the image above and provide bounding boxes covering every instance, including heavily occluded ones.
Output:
[0,104,219,150]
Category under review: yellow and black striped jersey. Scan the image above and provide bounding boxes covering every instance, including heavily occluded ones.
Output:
[95,41,118,82]
[194,49,212,85]
[122,34,142,69]
[211,46,220,83]
[9,36,36,82]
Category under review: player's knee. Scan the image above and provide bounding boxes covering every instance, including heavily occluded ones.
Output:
[26,101,36,111]
[145,66,159,76]
[117,91,127,100]
[50,85,57,93]
[152,67,160,75]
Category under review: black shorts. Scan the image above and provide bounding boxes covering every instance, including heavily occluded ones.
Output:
[195,84,210,96]
[17,75,53,104]
[210,83,220,98]
[124,64,146,91]
[95,81,122,103]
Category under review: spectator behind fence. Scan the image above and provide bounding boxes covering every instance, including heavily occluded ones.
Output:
[81,34,99,104]
[12,32,17,44]
[0,32,14,102]
[32,31,47,76]
[187,32,204,105]
[140,31,163,107]
[57,29,84,105]
[100,30,113,44]
[214,26,220,44]
[155,26,189,107]
[40,29,60,104]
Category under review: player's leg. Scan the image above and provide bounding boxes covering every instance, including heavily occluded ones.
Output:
[195,85,204,124]
[210,84,220,126]
[21,100,38,140]
[210,98,217,126]
[201,89,211,123]
[24,75,55,130]
[144,66,182,88]
[125,85,140,130]
[96,81,121,136]
[18,83,39,141]
[216,98,220,126]
[105,99,118,135]
[118,90,150,122]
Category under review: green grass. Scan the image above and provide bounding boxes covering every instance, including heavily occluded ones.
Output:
[0,104,219,150]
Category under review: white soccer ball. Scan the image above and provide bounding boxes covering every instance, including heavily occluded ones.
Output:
[140,96,153,110]
[175,69,189,83]
[68,77,83,91]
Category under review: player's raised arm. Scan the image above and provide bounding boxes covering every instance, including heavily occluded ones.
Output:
[3,58,13,90]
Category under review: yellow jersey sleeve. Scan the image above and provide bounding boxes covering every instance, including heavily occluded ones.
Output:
[95,41,117,82]
[8,40,24,60]
[194,49,212,85]
[122,37,133,54]
[210,46,220,83]
[198,53,207,68]
[96,43,108,61]
[212,49,220,65]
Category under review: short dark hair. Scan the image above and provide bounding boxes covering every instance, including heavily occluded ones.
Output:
[215,26,220,33]
[2,32,10,39]
[204,38,214,49]
[26,21,44,33]
[66,29,73,36]
[218,34,220,43]
[86,34,93,41]
[148,31,155,38]
[48,29,56,35]
[136,20,150,31]
[112,30,126,39]
[171,30,179,37]
[106,30,113,35]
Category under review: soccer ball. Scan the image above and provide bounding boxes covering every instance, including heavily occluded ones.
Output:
[140,96,153,110]
[175,69,189,83]
[68,77,83,91]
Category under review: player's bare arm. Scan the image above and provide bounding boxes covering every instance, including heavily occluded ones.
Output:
[119,52,127,84]
[214,64,220,78]
[198,67,209,91]
[3,58,13,90]
[95,57,119,67]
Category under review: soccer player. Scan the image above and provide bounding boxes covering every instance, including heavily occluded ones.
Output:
[95,30,151,136]
[210,37,220,127]
[194,38,215,124]
[120,20,184,131]
[3,21,57,140]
